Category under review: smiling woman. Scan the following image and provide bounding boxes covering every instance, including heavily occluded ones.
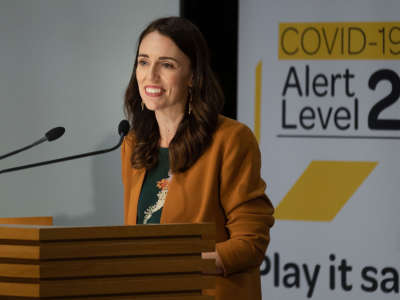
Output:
[136,31,193,126]
[122,16,274,300]
[124,17,224,173]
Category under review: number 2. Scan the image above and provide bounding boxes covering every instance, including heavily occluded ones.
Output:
[368,69,400,130]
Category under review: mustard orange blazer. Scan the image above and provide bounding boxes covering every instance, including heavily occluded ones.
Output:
[121,116,274,300]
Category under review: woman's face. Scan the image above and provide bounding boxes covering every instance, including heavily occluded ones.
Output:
[136,31,192,116]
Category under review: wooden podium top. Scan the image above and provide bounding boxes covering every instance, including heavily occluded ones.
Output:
[0,222,215,241]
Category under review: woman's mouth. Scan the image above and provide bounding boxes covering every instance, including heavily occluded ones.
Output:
[145,86,164,97]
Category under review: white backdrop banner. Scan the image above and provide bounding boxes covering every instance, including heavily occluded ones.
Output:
[238,0,400,299]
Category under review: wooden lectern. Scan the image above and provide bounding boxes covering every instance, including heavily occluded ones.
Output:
[0,217,215,299]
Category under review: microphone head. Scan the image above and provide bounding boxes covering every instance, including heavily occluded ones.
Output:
[45,127,66,142]
[118,120,130,137]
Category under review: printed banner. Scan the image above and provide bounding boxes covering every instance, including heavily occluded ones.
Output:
[238,0,400,299]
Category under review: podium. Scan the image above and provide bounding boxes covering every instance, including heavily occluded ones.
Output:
[0,218,216,299]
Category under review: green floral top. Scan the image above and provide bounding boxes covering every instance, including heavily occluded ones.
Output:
[136,148,170,224]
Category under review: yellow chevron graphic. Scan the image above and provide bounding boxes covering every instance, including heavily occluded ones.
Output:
[254,60,262,143]
[275,161,378,221]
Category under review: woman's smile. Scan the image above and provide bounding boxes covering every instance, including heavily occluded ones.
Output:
[144,85,165,97]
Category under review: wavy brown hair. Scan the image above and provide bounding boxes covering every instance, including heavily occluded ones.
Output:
[124,17,224,173]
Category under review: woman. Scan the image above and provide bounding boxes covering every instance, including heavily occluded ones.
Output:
[121,16,274,299]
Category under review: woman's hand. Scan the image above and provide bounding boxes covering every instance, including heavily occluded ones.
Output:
[202,251,225,275]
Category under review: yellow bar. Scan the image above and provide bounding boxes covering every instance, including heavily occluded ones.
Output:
[275,161,377,221]
[279,22,400,59]
[254,61,262,143]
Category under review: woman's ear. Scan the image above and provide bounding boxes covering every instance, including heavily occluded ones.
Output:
[188,73,193,87]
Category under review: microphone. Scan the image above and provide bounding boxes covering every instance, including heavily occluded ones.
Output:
[0,120,130,175]
[0,127,65,160]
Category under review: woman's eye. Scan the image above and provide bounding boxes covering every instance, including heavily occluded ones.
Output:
[137,60,148,66]
[162,62,174,69]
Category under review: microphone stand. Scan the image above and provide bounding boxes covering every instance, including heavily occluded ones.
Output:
[0,127,65,161]
[0,138,47,160]
[0,135,124,175]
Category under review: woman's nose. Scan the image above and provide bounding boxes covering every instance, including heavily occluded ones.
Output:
[149,64,159,81]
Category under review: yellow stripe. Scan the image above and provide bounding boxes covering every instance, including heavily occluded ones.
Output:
[275,161,378,221]
[254,61,262,143]
[279,22,400,60]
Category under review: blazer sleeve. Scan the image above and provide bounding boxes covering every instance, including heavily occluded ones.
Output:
[215,124,274,275]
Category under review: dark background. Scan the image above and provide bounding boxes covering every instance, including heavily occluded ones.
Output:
[180,0,238,120]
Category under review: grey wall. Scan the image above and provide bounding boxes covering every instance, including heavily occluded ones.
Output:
[0,0,179,225]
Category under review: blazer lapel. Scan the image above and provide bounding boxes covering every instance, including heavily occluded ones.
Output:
[126,168,146,225]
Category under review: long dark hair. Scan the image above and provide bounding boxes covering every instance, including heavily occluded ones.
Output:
[124,17,224,173]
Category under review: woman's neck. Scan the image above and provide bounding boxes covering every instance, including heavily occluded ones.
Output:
[155,110,184,148]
